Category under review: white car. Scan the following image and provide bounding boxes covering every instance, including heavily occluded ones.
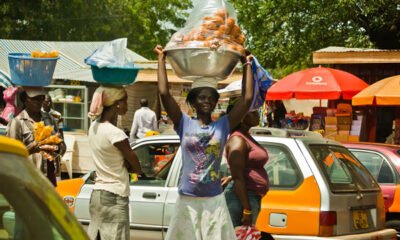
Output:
[57,128,396,240]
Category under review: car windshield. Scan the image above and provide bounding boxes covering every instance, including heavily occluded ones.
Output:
[0,181,67,239]
[0,154,86,240]
[309,144,379,193]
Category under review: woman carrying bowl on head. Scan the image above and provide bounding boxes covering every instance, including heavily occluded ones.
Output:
[7,87,66,187]
[86,86,141,240]
[154,45,254,240]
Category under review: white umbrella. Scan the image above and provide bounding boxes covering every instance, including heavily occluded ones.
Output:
[218,80,242,98]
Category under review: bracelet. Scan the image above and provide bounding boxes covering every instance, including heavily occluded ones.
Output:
[243,62,251,67]
[243,209,252,215]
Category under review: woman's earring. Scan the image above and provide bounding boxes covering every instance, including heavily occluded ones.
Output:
[117,105,120,109]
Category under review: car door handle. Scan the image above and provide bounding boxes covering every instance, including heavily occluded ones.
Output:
[143,192,157,199]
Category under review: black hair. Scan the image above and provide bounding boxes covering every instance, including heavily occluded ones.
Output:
[18,91,28,109]
[186,87,220,106]
[140,98,148,107]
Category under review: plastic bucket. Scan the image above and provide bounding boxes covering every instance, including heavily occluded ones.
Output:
[90,65,142,85]
[8,53,59,86]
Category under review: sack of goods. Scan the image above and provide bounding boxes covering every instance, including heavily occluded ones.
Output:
[8,50,60,86]
[85,38,143,86]
[165,0,246,81]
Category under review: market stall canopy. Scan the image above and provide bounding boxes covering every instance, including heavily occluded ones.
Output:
[266,66,368,100]
[352,75,400,106]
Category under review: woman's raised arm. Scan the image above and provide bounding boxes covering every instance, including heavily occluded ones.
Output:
[154,45,182,127]
[227,53,254,131]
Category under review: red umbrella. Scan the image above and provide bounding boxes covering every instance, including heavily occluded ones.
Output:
[266,66,368,100]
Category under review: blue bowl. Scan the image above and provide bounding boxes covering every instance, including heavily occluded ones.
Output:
[8,53,59,86]
[90,65,142,86]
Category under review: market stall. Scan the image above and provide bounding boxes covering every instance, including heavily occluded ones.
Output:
[266,66,369,142]
[352,75,400,144]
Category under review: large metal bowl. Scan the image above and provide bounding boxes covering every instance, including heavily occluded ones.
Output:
[165,47,241,80]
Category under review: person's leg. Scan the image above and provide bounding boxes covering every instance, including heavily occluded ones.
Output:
[46,159,57,187]
[200,193,236,240]
[97,191,129,240]
[224,181,242,227]
[88,190,101,239]
[247,191,261,225]
[165,195,201,240]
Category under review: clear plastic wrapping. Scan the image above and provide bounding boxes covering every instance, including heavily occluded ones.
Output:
[166,0,245,55]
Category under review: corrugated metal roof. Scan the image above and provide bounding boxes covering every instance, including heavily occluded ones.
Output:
[0,39,149,83]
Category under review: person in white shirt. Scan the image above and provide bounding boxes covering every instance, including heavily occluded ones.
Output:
[129,98,158,140]
[87,86,141,240]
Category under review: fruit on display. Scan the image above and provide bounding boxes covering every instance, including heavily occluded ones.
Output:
[31,50,59,58]
[169,9,246,55]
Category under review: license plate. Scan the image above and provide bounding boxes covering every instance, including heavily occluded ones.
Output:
[352,210,369,229]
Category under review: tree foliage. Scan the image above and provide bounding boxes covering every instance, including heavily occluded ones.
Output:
[0,0,192,59]
[230,0,399,78]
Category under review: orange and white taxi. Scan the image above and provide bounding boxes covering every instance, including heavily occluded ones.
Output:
[57,129,396,239]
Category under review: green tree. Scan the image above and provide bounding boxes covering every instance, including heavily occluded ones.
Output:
[230,0,399,78]
[0,0,192,59]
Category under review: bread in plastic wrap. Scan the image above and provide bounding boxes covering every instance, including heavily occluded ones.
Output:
[166,0,246,55]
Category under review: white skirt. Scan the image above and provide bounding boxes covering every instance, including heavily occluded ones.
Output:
[166,193,236,240]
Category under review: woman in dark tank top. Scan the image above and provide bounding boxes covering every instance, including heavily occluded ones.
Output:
[223,108,274,239]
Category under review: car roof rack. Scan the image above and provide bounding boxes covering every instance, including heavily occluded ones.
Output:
[249,127,323,138]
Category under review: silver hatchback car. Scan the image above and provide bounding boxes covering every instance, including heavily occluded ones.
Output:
[57,129,396,239]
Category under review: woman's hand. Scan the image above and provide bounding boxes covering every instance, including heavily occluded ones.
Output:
[246,54,253,63]
[220,176,232,188]
[241,213,252,226]
[154,45,166,59]
[27,142,41,154]
[240,49,252,63]
[39,144,58,152]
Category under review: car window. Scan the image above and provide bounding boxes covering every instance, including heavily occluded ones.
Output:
[262,144,302,188]
[132,142,179,186]
[310,145,379,193]
[0,190,65,239]
[351,150,395,184]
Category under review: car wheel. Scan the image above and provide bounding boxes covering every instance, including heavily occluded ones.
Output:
[386,219,400,239]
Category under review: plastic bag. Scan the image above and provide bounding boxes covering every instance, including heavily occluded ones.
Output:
[235,225,261,240]
[166,0,246,55]
[85,38,134,68]
[250,56,273,110]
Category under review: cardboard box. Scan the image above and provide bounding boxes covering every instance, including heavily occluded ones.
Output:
[335,135,349,142]
[325,117,337,125]
[337,116,352,125]
[348,135,360,142]
[325,125,337,130]
[338,124,351,131]
[325,135,336,140]
[338,130,350,135]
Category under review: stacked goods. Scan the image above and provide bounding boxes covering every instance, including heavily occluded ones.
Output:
[8,50,59,86]
[164,0,245,81]
[167,9,245,55]
[31,50,59,58]
[34,121,63,161]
